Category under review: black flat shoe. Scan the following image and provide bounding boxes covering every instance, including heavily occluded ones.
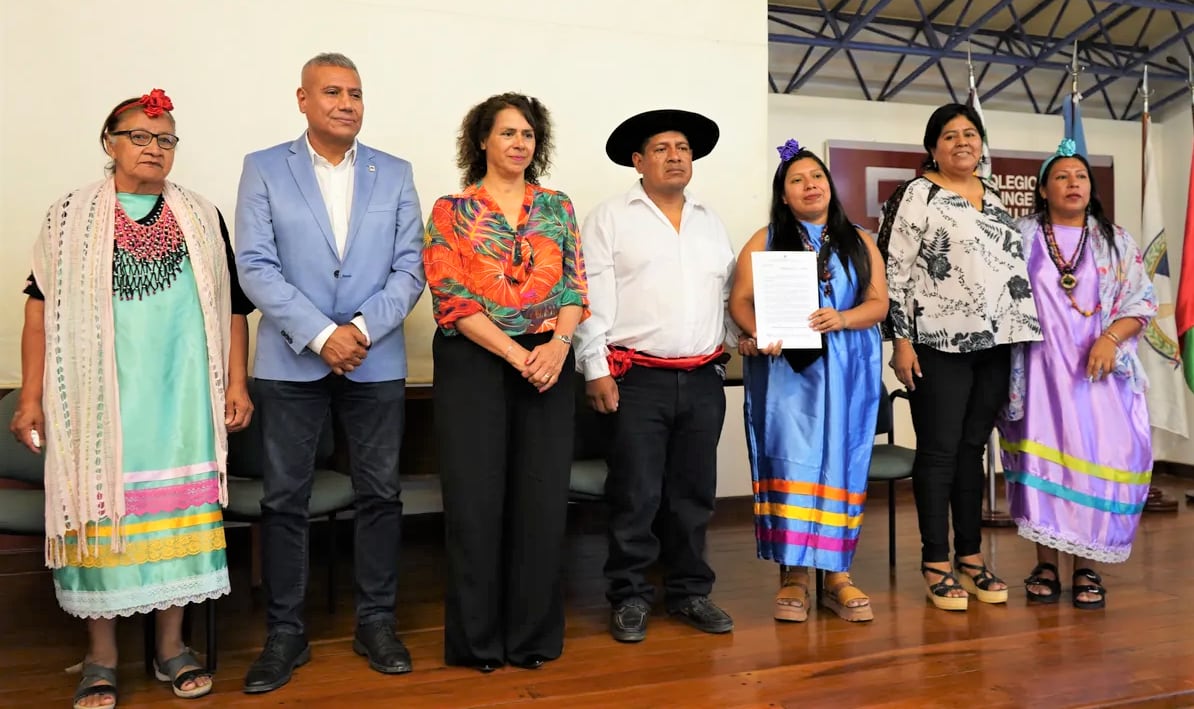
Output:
[353,621,413,675]
[610,598,650,643]
[668,596,733,634]
[1025,562,1061,604]
[510,657,547,670]
[243,633,310,694]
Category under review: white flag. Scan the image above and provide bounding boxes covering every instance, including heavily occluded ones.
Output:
[1141,110,1189,436]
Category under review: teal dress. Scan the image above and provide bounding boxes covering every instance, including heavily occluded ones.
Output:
[51,193,230,618]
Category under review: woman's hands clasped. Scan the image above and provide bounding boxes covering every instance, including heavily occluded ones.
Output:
[522,339,570,393]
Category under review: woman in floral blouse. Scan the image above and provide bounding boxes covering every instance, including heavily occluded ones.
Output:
[878,103,1040,612]
[423,92,588,671]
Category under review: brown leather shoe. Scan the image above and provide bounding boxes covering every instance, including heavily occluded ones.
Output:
[1145,486,1178,512]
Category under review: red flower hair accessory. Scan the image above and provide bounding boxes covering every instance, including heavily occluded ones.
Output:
[117,89,174,118]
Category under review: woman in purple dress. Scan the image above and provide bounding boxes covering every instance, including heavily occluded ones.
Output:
[999,139,1156,609]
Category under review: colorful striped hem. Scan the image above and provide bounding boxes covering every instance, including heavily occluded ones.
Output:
[753,479,867,506]
[1004,470,1146,515]
[757,528,859,553]
[1000,438,1150,484]
[754,502,863,529]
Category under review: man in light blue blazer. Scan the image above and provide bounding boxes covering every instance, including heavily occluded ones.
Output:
[235,52,425,694]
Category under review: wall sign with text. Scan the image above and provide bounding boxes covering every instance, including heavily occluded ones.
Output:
[824,140,1115,232]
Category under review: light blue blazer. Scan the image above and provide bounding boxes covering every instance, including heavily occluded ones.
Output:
[234,134,426,382]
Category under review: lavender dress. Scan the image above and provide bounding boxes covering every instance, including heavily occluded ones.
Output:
[998,222,1153,563]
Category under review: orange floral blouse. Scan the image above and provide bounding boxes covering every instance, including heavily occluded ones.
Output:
[423,182,589,336]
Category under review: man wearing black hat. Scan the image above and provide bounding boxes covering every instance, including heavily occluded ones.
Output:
[573,109,738,642]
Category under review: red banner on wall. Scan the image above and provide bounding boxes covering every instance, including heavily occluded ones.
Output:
[824,140,1115,232]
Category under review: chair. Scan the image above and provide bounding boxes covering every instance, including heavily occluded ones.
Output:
[867,386,916,568]
[0,391,217,674]
[568,372,610,502]
[221,379,354,616]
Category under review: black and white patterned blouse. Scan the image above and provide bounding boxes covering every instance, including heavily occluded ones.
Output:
[879,176,1040,353]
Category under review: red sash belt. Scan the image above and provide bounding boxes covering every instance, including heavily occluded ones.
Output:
[607,345,725,378]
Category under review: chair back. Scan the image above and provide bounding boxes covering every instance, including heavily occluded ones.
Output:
[875,381,893,437]
[225,378,335,479]
[572,370,613,461]
[0,390,46,485]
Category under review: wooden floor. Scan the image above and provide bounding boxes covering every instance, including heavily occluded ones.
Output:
[3,476,1194,709]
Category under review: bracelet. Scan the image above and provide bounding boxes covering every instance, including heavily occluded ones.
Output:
[1102,330,1121,345]
[504,343,515,360]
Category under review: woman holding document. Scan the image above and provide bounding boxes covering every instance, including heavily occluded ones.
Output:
[730,140,887,623]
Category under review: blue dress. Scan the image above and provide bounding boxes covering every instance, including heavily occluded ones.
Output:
[743,222,881,571]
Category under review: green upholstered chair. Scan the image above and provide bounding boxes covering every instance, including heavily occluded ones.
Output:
[867,386,916,568]
[569,371,610,502]
[222,379,354,614]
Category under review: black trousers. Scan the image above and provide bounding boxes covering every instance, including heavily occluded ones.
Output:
[256,375,406,636]
[604,364,726,608]
[908,344,1010,563]
[433,331,574,666]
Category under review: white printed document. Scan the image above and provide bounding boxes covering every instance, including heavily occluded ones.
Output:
[751,250,822,350]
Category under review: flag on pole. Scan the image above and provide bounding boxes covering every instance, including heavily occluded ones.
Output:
[965,66,992,180]
[1175,142,1194,393]
[1062,91,1087,158]
[1140,92,1190,435]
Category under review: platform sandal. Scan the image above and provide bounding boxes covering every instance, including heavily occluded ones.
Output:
[1072,568,1107,610]
[954,558,1009,604]
[1024,561,1061,604]
[820,571,874,622]
[775,565,809,622]
[921,564,968,611]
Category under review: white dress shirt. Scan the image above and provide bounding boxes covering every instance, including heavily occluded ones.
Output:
[573,180,738,381]
[304,134,371,353]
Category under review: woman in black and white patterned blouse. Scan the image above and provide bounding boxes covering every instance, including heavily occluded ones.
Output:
[878,103,1041,612]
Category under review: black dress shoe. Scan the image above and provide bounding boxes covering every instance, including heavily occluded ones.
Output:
[669,596,733,634]
[243,633,311,694]
[610,598,650,643]
[353,620,413,674]
[510,656,549,670]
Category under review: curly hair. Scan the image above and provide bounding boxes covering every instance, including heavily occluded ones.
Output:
[456,92,554,187]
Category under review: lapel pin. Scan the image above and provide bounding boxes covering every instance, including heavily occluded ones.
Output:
[368,164,376,172]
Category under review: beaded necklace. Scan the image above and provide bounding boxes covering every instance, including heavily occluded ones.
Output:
[112,199,187,301]
[799,223,833,297]
[1041,218,1099,317]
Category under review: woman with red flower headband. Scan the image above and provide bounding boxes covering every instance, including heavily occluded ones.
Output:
[9,91,255,707]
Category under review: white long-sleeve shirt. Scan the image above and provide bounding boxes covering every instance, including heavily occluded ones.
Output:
[304,134,370,352]
[573,181,737,381]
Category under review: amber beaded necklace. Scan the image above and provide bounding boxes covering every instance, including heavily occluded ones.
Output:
[1042,218,1100,317]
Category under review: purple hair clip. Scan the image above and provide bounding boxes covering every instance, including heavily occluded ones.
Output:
[777,139,802,163]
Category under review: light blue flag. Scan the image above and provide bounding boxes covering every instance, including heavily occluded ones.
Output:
[1062,93,1087,157]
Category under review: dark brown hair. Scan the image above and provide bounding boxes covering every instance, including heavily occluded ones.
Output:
[99,97,175,174]
[456,92,553,187]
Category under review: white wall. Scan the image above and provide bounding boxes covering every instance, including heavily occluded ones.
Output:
[0,0,768,388]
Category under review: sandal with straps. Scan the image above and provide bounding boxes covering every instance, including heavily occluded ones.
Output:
[921,564,968,611]
[954,557,1009,604]
[72,662,118,709]
[1072,568,1107,610]
[820,571,874,622]
[774,565,809,622]
[1024,562,1061,604]
[153,648,213,699]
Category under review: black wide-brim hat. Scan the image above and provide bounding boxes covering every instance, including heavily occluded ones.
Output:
[605,109,719,167]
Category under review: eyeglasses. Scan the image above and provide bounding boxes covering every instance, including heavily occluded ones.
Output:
[109,129,180,150]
